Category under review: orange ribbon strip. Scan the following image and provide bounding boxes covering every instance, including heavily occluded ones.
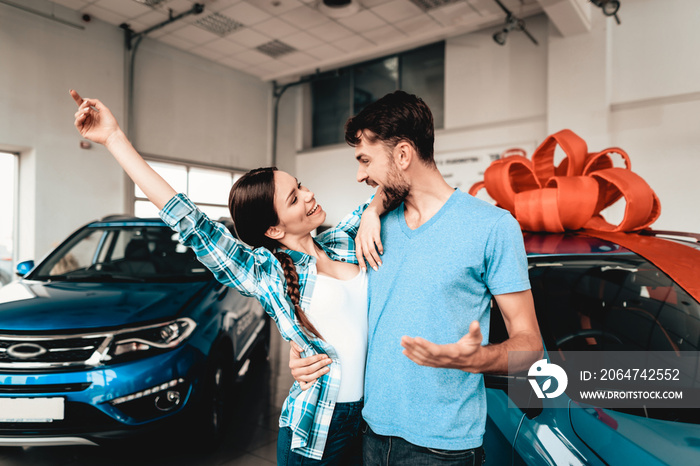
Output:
[469,129,661,233]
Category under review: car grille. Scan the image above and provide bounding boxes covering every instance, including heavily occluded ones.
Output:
[0,383,92,394]
[0,333,111,371]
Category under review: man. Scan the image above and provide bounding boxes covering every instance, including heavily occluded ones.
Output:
[291,91,542,465]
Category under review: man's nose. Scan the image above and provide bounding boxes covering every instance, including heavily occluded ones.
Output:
[356,165,367,183]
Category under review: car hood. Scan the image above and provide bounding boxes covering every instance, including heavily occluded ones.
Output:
[570,403,700,464]
[0,280,210,332]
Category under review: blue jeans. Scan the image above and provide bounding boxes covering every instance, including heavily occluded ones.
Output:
[277,400,363,465]
[362,424,486,465]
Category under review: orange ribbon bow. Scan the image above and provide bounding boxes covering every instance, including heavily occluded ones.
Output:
[469,129,661,233]
[469,131,700,303]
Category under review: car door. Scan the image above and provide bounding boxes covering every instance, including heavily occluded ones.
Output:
[219,286,265,363]
[509,347,613,466]
[484,299,544,466]
[485,297,603,466]
[517,252,700,465]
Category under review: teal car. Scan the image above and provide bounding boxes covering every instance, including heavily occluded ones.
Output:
[484,231,700,465]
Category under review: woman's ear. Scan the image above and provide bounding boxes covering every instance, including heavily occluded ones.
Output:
[265,225,285,241]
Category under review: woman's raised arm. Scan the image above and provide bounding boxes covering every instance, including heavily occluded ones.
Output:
[70,89,175,210]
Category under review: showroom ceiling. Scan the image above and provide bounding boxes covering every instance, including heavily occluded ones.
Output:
[45,0,549,81]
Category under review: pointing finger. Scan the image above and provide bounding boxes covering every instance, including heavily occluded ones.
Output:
[75,95,102,114]
[69,89,83,106]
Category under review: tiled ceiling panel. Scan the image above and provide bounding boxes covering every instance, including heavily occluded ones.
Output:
[47,0,545,81]
[372,0,424,23]
[252,17,300,39]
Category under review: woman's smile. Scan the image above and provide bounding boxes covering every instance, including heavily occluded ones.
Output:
[307,203,321,216]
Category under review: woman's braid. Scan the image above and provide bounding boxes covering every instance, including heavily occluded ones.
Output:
[274,252,323,340]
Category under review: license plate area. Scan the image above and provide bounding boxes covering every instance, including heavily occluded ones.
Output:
[0,398,65,423]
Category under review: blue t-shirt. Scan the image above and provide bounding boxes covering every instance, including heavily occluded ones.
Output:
[363,189,530,450]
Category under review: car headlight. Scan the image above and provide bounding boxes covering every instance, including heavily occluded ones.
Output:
[104,318,196,363]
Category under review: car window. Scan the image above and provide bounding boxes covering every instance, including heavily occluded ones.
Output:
[488,252,700,424]
[527,255,700,353]
[49,229,102,275]
[32,226,212,283]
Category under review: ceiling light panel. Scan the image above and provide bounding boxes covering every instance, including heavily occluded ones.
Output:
[256,40,297,58]
[195,12,245,37]
[408,0,463,11]
[132,0,170,7]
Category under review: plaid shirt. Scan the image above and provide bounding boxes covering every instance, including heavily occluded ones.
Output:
[159,193,369,460]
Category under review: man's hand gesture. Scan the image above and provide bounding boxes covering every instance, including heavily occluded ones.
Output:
[401,320,484,372]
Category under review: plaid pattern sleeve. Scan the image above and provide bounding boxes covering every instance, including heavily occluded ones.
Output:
[159,193,341,460]
[315,195,373,264]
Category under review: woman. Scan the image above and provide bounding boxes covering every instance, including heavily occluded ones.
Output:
[70,90,383,465]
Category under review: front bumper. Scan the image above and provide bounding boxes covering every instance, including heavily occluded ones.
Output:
[0,345,204,446]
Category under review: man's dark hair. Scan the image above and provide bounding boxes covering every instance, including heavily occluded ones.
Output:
[344,90,435,166]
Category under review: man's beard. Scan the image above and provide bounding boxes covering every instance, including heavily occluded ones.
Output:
[381,167,410,211]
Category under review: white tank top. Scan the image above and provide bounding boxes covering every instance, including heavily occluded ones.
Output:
[306,270,368,402]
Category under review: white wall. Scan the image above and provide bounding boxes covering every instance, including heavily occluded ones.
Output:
[295,0,700,233]
[131,40,271,169]
[0,1,125,263]
[607,0,700,231]
[0,0,273,263]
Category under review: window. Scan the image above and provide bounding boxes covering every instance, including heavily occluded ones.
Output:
[353,57,398,116]
[526,255,700,353]
[134,160,243,220]
[0,151,17,287]
[522,254,700,424]
[310,42,445,147]
[33,225,211,283]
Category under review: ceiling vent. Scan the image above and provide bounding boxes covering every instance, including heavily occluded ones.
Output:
[132,0,170,7]
[317,0,361,18]
[408,0,464,11]
[256,40,297,58]
[194,12,244,37]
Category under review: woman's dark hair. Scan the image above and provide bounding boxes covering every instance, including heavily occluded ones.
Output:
[344,90,435,166]
[228,167,323,340]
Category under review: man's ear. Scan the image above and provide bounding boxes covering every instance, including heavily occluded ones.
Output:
[393,141,414,170]
[265,225,285,241]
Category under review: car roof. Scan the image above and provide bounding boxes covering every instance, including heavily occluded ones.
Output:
[523,233,629,258]
[86,215,236,234]
[523,230,700,258]
[87,217,167,228]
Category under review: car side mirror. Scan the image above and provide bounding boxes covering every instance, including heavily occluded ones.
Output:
[16,260,34,277]
[484,374,543,419]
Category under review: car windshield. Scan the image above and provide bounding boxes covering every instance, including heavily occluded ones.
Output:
[30,225,212,283]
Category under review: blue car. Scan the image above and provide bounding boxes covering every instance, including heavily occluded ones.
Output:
[0,216,269,447]
[483,231,700,465]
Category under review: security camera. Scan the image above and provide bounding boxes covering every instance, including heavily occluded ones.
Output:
[591,0,620,16]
